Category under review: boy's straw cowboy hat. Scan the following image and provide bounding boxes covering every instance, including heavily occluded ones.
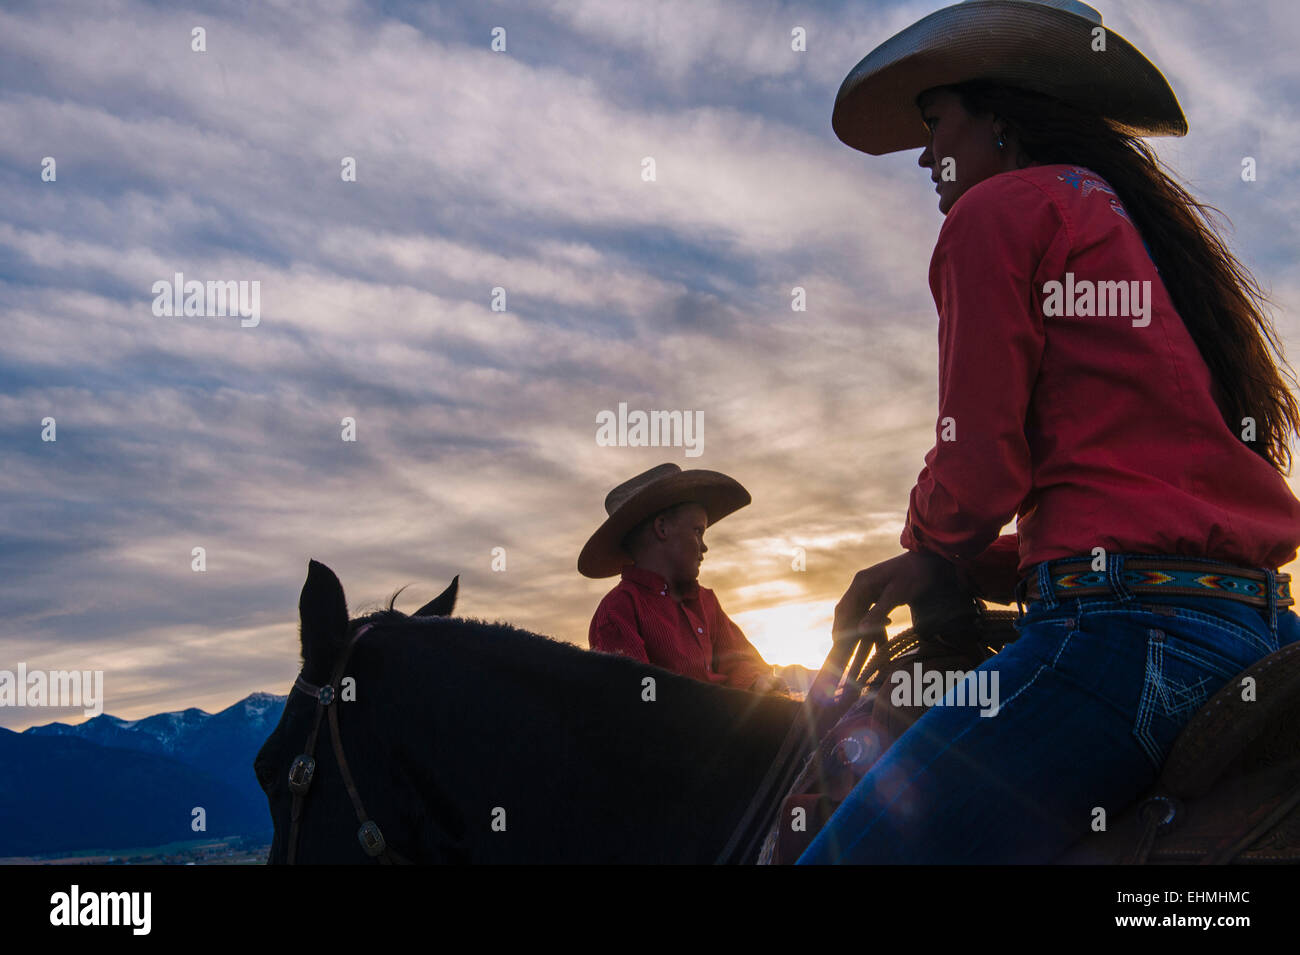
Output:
[578,463,750,579]
[832,0,1187,156]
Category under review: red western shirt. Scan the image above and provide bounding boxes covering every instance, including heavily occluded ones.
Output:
[900,164,1300,599]
[588,566,771,689]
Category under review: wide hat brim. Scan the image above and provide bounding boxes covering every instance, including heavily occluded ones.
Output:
[833,0,1188,156]
[578,470,751,579]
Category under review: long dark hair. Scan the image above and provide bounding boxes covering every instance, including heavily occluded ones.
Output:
[948,79,1300,473]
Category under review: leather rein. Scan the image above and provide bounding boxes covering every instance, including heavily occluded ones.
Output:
[285,622,412,864]
[715,593,982,864]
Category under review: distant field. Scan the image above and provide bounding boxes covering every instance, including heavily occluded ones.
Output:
[0,834,270,865]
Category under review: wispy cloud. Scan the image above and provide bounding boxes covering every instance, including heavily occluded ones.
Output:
[2,0,1298,728]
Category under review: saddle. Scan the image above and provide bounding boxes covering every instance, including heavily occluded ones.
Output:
[763,604,1300,864]
[1061,637,1300,863]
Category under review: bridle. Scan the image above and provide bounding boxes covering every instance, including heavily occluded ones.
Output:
[285,622,413,864]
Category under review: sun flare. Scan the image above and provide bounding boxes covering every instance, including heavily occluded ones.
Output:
[730,600,837,670]
[732,599,921,671]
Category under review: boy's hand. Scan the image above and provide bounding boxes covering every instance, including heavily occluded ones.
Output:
[751,673,791,696]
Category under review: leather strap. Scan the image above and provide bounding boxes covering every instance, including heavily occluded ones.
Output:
[286,623,413,864]
[715,622,889,865]
[286,688,327,865]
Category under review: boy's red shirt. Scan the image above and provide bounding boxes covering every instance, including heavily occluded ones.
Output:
[588,566,770,689]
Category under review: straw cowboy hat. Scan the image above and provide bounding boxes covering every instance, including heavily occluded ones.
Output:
[578,463,751,579]
[832,0,1187,156]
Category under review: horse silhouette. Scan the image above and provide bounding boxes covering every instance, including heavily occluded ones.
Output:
[255,559,798,863]
[257,560,1300,863]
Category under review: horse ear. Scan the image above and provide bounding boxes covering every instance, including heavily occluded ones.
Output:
[300,559,348,663]
[414,575,458,617]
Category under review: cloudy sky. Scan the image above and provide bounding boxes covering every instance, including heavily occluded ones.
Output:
[3,0,1299,729]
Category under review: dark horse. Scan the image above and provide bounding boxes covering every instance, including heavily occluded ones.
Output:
[259,561,1300,863]
[255,560,799,863]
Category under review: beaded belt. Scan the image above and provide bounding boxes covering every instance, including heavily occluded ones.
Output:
[1021,558,1293,610]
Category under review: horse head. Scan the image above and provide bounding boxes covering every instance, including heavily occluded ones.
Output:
[254,559,463,863]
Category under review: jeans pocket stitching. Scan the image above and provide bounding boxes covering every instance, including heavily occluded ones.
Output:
[1086,604,1276,658]
[992,662,1050,714]
[1133,633,1165,772]
[1160,639,1240,682]
[1049,627,1076,668]
[1133,629,1236,773]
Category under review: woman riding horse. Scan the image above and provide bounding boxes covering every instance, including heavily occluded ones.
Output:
[801,0,1300,863]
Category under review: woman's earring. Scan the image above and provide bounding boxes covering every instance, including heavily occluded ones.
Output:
[996,132,1006,150]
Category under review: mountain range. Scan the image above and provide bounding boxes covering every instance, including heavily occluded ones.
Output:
[0,692,285,857]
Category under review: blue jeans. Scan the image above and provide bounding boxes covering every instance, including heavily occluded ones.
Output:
[796,553,1300,864]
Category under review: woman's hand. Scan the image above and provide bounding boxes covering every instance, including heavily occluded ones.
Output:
[833,550,960,644]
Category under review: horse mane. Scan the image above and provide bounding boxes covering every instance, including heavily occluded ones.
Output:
[338,607,740,704]
[348,609,606,658]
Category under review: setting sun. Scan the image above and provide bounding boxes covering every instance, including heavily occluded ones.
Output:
[733,599,921,670]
